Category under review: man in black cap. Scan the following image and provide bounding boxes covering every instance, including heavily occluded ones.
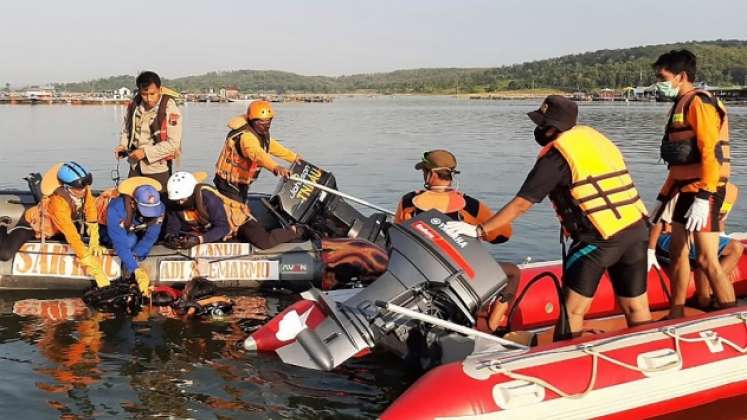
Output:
[446,95,652,340]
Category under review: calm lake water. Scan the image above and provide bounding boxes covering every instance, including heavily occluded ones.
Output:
[0,96,746,418]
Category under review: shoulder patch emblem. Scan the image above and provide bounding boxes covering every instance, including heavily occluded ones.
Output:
[168,113,180,126]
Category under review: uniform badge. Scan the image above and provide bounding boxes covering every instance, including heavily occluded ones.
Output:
[168,113,180,126]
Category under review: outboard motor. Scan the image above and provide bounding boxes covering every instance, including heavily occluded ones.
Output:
[274,210,508,371]
[271,160,387,245]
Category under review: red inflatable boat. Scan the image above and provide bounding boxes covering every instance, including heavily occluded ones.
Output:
[383,304,747,419]
[379,238,747,420]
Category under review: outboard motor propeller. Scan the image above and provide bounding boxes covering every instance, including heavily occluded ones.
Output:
[273,210,509,371]
[271,160,387,245]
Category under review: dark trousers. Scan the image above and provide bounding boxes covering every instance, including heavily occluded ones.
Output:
[0,221,36,261]
[237,220,300,250]
[128,167,170,193]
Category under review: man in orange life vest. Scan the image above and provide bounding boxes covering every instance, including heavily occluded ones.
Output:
[650,50,735,318]
[447,96,652,339]
[214,100,300,202]
[394,150,518,332]
[114,71,182,190]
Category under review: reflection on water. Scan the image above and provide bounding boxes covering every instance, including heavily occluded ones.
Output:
[1,293,413,418]
[0,97,745,417]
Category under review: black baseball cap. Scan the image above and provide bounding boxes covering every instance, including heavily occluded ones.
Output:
[527,95,578,131]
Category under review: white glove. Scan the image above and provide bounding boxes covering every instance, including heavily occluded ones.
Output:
[444,221,479,238]
[647,248,660,271]
[685,197,710,232]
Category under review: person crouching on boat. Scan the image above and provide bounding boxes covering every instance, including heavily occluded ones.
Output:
[648,184,743,309]
[446,96,652,340]
[395,149,519,333]
[213,100,301,202]
[0,162,111,288]
[649,50,735,318]
[95,177,165,296]
[163,171,305,250]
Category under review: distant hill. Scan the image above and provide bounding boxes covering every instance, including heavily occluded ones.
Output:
[53,40,747,94]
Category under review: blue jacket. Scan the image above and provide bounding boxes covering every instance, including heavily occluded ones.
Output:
[105,196,163,273]
[165,189,231,243]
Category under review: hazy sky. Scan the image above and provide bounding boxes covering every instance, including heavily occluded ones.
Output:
[2,0,746,86]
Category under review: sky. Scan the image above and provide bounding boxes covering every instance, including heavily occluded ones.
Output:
[2,0,747,86]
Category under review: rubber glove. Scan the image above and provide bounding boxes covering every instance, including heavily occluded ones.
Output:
[134,267,150,296]
[647,248,660,271]
[87,222,106,257]
[444,221,479,238]
[79,254,110,288]
[685,197,710,232]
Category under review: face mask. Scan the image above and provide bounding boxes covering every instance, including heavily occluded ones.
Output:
[533,126,556,147]
[655,77,680,99]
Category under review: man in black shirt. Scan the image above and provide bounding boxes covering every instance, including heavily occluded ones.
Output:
[447,95,652,340]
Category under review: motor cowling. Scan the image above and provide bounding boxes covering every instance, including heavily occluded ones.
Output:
[271,160,387,245]
[274,210,508,371]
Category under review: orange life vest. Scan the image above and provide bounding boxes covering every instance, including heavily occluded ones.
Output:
[25,187,87,238]
[662,89,730,193]
[214,121,270,188]
[177,184,252,240]
[95,188,140,229]
[397,189,467,221]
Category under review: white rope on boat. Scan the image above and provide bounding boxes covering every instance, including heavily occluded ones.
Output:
[487,313,747,400]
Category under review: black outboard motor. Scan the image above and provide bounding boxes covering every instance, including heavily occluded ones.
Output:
[275,210,508,371]
[271,160,387,245]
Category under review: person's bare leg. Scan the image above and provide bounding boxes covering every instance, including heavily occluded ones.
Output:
[693,269,712,308]
[694,231,735,306]
[618,294,652,326]
[564,288,593,335]
[720,239,743,275]
[668,223,692,318]
[488,262,520,331]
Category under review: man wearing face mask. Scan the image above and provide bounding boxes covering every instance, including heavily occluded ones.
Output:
[650,50,734,318]
[213,100,301,202]
[446,95,652,340]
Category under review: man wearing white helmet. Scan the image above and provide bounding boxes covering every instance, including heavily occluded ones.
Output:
[163,172,304,249]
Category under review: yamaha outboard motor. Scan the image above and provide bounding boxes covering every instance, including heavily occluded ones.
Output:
[271,160,387,245]
[275,210,508,371]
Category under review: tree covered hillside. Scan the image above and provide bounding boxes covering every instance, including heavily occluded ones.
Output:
[53,40,747,94]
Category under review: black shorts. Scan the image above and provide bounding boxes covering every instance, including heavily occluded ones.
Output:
[671,186,725,232]
[563,221,648,298]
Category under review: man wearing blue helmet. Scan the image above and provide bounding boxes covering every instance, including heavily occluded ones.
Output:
[0,162,111,288]
[96,177,165,295]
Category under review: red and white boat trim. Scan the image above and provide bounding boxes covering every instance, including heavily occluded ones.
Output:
[382,307,747,419]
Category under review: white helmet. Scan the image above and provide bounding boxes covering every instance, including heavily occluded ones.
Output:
[167,171,197,200]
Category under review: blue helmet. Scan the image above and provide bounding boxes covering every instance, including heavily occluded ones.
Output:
[57,161,92,189]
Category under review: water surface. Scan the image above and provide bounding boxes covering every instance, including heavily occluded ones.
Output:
[1,97,745,417]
